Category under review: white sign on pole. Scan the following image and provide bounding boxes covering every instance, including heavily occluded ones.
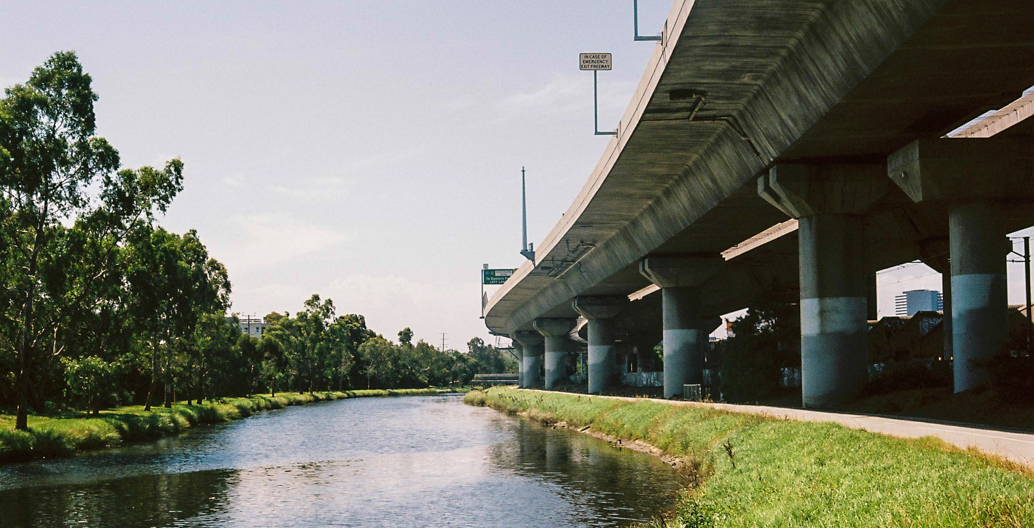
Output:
[579,53,612,71]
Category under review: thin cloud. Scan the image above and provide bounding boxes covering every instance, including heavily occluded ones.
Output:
[221,173,247,188]
[267,175,354,200]
[222,212,347,271]
[495,73,636,123]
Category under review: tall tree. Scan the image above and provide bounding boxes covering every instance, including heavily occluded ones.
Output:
[171,231,230,406]
[235,333,260,397]
[398,327,413,347]
[0,52,182,429]
[295,294,334,393]
[124,226,185,410]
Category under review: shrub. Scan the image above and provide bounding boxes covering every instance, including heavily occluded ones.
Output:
[61,356,122,415]
[462,390,487,407]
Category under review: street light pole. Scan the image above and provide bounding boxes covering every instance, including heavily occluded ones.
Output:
[1025,237,1031,350]
[520,167,535,262]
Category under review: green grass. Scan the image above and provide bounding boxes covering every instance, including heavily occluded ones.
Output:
[465,388,1034,528]
[1,388,458,463]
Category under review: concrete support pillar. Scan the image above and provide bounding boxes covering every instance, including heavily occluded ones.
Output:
[533,319,575,390]
[798,214,869,407]
[513,331,544,388]
[640,257,721,398]
[760,163,887,408]
[889,137,1031,392]
[586,322,613,394]
[949,201,1008,392]
[513,341,525,388]
[572,297,627,394]
[662,287,703,398]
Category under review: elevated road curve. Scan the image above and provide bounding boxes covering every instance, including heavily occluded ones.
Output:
[486,0,1033,405]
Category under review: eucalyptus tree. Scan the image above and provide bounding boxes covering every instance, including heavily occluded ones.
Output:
[357,336,395,389]
[170,231,230,406]
[124,226,187,410]
[0,52,183,429]
[257,335,287,396]
[235,333,260,397]
[398,327,413,347]
[324,317,356,391]
[191,311,241,403]
[295,294,334,392]
[337,313,374,388]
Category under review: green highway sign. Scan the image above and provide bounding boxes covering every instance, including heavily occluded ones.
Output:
[482,268,515,285]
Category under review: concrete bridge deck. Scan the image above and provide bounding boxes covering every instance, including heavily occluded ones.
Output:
[487,0,1032,336]
[490,0,1032,406]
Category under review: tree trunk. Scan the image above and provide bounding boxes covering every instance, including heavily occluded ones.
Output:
[246,365,254,398]
[144,338,158,411]
[164,343,173,408]
[196,364,202,404]
[15,271,38,431]
[16,193,51,431]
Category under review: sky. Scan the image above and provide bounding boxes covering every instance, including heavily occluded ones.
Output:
[2,1,1030,348]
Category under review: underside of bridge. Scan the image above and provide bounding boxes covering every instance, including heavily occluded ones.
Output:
[487,0,1033,406]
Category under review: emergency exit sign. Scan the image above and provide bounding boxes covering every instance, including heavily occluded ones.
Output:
[579,53,612,71]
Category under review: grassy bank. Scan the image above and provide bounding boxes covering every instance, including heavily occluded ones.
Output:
[465,388,1034,528]
[1,388,457,463]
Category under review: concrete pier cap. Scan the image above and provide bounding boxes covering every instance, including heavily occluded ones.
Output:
[534,318,576,390]
[758,164,888,219]
[572,297,628,394]
[888,137,1033,393]
[639,256,722,289]
[513,331,544,389]
[759,163,887,409]
[639,256,722,398]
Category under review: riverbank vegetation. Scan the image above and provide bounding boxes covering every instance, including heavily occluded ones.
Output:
[1,388,454,463]
[466,388,1034,528]
[0,52,513,431]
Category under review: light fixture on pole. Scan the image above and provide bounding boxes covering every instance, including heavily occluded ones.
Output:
[520,167,535,262]
[633,0,662,42]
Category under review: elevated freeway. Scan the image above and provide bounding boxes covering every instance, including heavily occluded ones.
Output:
[487,0,1033,407]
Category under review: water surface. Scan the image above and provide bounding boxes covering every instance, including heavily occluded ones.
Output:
[0,394,687,527]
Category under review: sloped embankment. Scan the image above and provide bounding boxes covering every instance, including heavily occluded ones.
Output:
[465,387,1034,528]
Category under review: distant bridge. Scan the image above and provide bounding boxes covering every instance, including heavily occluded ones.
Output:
[471,374,519,388]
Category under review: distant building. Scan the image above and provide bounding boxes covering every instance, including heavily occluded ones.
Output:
[895,289,943,317]
[228,315,268,338]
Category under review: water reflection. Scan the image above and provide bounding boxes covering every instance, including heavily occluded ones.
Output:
[0,395,685,527]
[3,469,235,527]
[488,419,688,525]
